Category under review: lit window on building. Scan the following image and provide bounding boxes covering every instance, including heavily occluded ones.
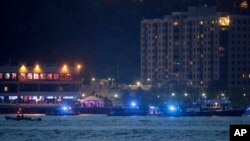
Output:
[0,73,3,79]
[218,16,230,26]
[240,1,248,9]
[47,73,53,80]
[27,73,33,80]
[4,73,10,79]
[11,73,17,80]
[53,74,59,80]
[40,73,46,80]
[33,73,39,80]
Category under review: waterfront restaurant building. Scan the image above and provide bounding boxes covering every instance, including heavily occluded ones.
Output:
[0,64,82,103]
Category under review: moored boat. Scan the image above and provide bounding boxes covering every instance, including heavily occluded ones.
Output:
[107,108,147,116]
[159,98,246,117]
[5,116,42,121]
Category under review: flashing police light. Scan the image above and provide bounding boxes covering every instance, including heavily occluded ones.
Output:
[62,106,68,111]
[167,104,179,113]
[169,105,177,112]
[131,101,137,107]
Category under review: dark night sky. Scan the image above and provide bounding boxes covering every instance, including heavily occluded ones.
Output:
[0,0,248,83]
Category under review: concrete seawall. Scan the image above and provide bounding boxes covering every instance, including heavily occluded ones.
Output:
[0,104,121,114]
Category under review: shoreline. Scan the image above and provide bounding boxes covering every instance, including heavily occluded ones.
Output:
[0,104,119,114]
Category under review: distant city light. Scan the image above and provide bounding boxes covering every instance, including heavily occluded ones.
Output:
[173,21,179,26]
[202,93,206,97]
[240,1,248,9]
[218,16,230,26]
[243,93,246,97]
[108,77,111,81]
[131,101,137,107]
[184,93,188,97]
[157,95,160,98]
[82,93,85,97]
[171,93,175,97]
[114,94,118,98]
[168,105,177,112]
[92,78,95,81]
[62,106,68,111]
[136,81,141,86]
[76,64,82,70]
[4,86,8,92]
[221,93,225,97]
[19,64,28,73]
[34,64,42,73]
[147,78,151,82]
[61,64,69,73]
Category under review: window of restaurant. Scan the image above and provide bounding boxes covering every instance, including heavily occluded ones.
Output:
[47,73,53,80]
[33,73,39,80]
[40,73,46,80]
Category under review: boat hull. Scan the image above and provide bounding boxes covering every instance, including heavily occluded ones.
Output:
[5,116,42,121]
[159,109,245,117]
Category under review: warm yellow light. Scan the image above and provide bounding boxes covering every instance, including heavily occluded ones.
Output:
[218,16,230,26]
[19,65,28,73]
[61,64,69,73]
[241,1,248,9]
[136,81,141,86]
[77,64,82,70]
[34,64,42,73]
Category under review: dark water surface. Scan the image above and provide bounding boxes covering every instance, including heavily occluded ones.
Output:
[0,114,249,141]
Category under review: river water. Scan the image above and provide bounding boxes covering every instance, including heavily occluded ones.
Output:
[0,114,249,141]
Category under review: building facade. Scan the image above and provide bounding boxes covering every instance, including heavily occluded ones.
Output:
[0,64,82,103]
[141,6,250,89]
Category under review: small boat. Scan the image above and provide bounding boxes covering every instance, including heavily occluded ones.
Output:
[107,108,147,116]
[5,116,42,121]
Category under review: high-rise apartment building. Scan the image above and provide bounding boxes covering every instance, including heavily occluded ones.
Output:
[141,6,250,89]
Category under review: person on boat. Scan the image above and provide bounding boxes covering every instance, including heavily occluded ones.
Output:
[16,108,24,119]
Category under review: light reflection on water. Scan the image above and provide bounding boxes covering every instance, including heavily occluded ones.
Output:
[0,114,249,141]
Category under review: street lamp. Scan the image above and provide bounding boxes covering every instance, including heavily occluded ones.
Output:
[92,77,95,81]
[243,93,246,97]
[136,81,141,86]
[202,93,206,98]
[221,93,225,97]
[184,93,188,97]
[82,93,85,97]
[114,94,118,98]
